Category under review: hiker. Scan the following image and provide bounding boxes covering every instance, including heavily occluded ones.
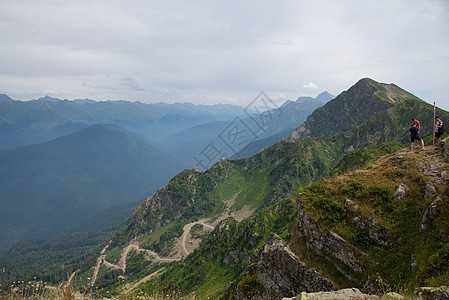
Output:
[410,121,426,153]
[435,116,444,145]
[411,118,420,130]
[411,118,421,146]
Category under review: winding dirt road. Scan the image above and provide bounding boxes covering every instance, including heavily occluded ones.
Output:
[180,218,215,256]
[122,268,165,294]
[90,198,254,291]
[90,219,215,286]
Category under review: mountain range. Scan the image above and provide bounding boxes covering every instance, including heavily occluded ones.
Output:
[70,78,449,299]
[0,96,245,151]
[0,124,186,250]
[0,91,329,286]
[0,93,331,168]
[1,79,448,299]
[159,91,334,166]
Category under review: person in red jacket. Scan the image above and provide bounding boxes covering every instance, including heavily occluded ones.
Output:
[411,118,420,130]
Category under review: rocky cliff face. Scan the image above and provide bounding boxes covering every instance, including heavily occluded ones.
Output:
[288,139,449,296]
[294,202,366,274]
[256,236,335,299]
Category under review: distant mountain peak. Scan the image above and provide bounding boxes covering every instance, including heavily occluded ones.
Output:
[315,91,334,103]
[0,94,14,102]
[355,77,421,105]
[73,98,97,104]
[295,91,335,104]
[295,96,315,104]
[36,95,63,102]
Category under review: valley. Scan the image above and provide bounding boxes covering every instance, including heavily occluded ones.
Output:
[1,78,448,299]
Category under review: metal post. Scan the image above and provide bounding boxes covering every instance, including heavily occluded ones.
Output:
[433,101,436,146]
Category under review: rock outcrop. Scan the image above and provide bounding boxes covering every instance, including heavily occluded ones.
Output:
[353,215,389,246]
[441,137,449,158]
[281,286,449,300]
[419,196,444,232]
[414,286,449,300]
[282,288,374,299]
[257,236,334,299]
[393,184,409,202]
[295,203,366,273]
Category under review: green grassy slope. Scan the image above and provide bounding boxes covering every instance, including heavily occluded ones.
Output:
[294,146,449,290]
[111,137,343,249]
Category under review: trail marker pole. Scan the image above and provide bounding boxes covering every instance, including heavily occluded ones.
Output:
[433,101,436,146]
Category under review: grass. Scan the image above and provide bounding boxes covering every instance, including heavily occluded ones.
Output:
[294,146,449,292]
[103,244,124,263]
[125,198,298,299]
[139,221,181,249]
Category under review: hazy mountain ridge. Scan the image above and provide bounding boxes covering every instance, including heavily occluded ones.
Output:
[0,124,186,250]
[0,95,246,150]
[76,78,449,298]
[230,91,335,159]
[158,91,333,167]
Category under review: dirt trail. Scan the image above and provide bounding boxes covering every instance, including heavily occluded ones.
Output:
[91,242,112,284]
[122,268,165,294]
[90,255,105,285]
[180,218,215,256]
[100,241,111,254]
[90,192,254,287]
[384,84,409,103]
[65,270,79,287]
[91,241,181,285]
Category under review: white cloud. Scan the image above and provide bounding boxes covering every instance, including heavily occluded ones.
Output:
[0,0,448,109]
[303,82,318,90]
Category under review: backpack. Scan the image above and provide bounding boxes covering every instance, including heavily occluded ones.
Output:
[437,121,444,133]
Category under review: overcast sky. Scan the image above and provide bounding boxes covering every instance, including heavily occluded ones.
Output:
[1,0,448,110]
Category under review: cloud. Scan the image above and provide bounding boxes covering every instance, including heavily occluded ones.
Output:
[0,0,448,109]
[303,82,318,90]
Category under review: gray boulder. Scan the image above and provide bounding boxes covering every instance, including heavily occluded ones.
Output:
[393,184,409,202]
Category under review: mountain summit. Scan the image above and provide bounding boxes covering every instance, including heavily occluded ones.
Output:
[286,78,436,147]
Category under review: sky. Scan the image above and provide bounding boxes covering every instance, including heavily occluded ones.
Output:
[1,0,449,110]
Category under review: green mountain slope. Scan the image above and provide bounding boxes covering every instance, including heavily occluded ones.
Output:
[0,125,186,250]
[291,145,449,291]
[286,78,441,145]
[30,78,449,298]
